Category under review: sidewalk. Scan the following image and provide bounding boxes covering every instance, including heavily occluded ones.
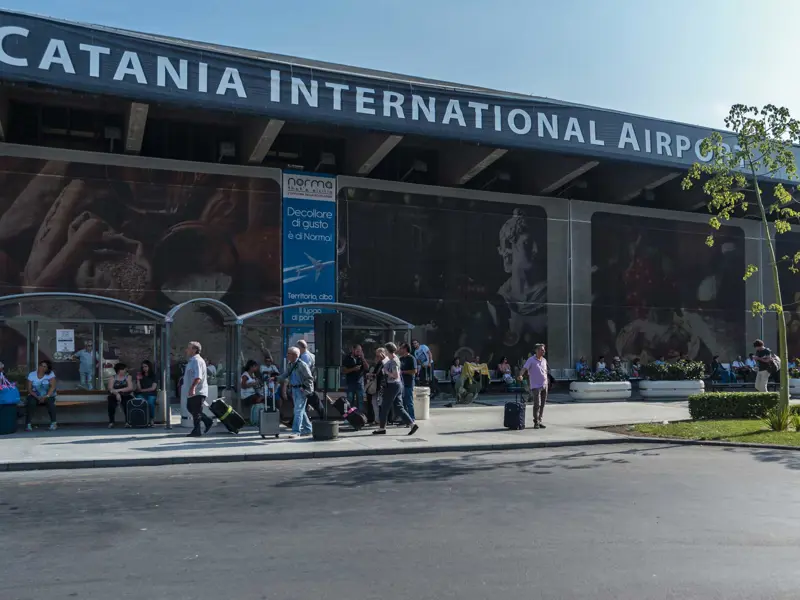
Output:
[0,400,691,471]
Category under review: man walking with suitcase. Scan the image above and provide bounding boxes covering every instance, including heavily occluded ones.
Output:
[519,343,549,429]
[281,346,314,438]
[185,341,214,437]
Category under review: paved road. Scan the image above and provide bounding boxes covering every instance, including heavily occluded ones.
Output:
[2,444,800,600]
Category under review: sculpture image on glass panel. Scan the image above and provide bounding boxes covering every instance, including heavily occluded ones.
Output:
[337,187,548,366]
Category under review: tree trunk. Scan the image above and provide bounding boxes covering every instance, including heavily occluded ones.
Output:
[753,175,790,410]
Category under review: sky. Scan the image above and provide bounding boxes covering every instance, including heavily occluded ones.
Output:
[2,0,798,130]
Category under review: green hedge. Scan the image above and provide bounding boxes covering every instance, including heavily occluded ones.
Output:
[688,392,778,420]
[577,368,629,383]
[643,360,706,381]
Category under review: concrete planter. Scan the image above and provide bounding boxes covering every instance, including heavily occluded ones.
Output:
[790,379,800,396]
[312,419,339,441]
[569,381,631,401]
[639,380,704,399]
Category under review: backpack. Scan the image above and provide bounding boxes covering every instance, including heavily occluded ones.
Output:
[769,353,781,374]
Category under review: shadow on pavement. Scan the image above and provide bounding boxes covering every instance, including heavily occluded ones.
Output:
[728,446,800,471]
[437,428,513,436]
[273,444,681,489]
[41,433,185,445]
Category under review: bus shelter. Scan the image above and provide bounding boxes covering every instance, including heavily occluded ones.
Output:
[0,293,168,424]
[0,293,415,429]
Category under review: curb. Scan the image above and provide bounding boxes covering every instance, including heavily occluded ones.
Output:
[0,437,636,472]
[2,435,797,473]
[609,434,800,452]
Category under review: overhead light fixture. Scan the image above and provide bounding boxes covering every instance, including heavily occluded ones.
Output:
[480,171,511,190]
[218,141,236,161]
[400,159,428,182]
[315,151,336,171]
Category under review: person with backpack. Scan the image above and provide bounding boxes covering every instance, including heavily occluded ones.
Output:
[753,339,779,392]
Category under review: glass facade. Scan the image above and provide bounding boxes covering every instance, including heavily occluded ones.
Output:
[339,181,771,369]
[0,150,789,378]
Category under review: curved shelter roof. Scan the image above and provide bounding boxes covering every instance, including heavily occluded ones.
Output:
[237,302,414,330]
[0,292,166,323]
[0,294,415,330]
[165,297,239,323]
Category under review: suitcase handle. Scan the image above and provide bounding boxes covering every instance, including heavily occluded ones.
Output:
[265,389,277,413]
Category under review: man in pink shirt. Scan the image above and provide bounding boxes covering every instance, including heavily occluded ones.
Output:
[520,343,549,429]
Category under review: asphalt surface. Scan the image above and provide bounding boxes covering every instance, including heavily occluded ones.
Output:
[2,444,800,600]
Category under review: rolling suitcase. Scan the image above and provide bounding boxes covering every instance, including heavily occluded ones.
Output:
[344,406,367,431]
[209,398,246,434]
[306,392,326,418]
[333,396,349,418]
[503,401,526,431]
[126,397,149,428]
[260,389,281,439]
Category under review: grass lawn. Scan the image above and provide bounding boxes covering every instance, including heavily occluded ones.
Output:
[627,420,800,446]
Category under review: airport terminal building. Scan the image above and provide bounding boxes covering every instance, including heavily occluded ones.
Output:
[0,9,794,377]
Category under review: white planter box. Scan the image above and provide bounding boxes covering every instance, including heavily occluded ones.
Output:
[569,381,631,401]
[639,380,704,399]
[790,379,800,396]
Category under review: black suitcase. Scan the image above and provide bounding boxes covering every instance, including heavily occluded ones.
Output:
[126,397,149,428]
[344,407,367,431]
[504,401,526,430]
[306,392,325,418]
[333,397,349,417]
[209,398,246,434]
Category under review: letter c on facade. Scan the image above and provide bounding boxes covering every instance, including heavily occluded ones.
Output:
[0,26,29,67]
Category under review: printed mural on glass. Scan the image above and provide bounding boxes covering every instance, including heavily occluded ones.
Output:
[0,156,282,375]
[590,212,746,365]
[338,187,547,368]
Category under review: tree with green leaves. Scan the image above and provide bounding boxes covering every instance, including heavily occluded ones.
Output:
[682,104,800,411]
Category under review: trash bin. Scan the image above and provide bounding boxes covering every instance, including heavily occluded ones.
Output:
[413,386,431,421]
[0,404,18,435]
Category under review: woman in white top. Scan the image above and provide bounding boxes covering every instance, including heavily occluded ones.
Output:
[373,342,418,436]
[241,360,264,424]
[26,359,58,431]
[450,357,463,385]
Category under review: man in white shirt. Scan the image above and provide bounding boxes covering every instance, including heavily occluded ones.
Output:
[184,340,213,437]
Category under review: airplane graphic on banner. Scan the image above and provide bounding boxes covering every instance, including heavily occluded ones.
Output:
[283,253,335,284]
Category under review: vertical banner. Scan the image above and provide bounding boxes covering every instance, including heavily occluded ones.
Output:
[282,171,337,332]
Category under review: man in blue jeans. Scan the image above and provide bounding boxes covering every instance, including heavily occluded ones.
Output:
[342,344,368,411]
[281,346,314,437]
[399,342,417,421]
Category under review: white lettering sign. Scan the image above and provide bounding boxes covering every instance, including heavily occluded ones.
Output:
[0,20,755,170]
